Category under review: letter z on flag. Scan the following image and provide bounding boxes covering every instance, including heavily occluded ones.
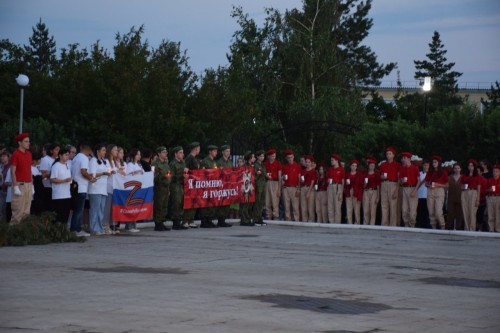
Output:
[112,172,154,222]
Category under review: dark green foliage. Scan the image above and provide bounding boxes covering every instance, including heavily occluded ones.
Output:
[0,212,85,247]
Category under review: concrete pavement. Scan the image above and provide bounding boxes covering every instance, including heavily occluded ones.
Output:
[1,221,499,333]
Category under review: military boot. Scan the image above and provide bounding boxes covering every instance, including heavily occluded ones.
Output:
[154,222,170,231]
[217,217,232,228]
[200,218,210,228]
[172,220,188,230]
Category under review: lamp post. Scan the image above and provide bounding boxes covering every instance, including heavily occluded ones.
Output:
[422,76,431,128]
[16,74,29,133]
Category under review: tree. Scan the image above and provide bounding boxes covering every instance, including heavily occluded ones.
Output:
[481,81,500,113]
[24,18,57,76]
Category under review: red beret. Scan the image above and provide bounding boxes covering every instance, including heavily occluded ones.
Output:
[15,132,29,142]
[350,159,359,165]
[266,149,276,156]
[468,159,478,166]
[284,149,294,156]
[367,158,377,165]
[400,152,412,159]
[385,147,396,155]
[304,155,314,162]
[432,155,442,162]
[330,154,341,161]
[493,164,500,170]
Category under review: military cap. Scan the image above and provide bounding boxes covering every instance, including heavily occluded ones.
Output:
[15,132,29,142]
[304,155,314,162]
[188,141,200,150]
[349,159,359,165]
[467,159,477,166]
[367,158,377,165]
[385,146,396,155]
[284,149,294,156]
[156,146,167,153]
[330,154,341,161]
[207,145,218,151]
[172,146,183,153]
[266,149,276,156]
[432,155,442,162]
[400,152,412,159]
[220,144,230,151]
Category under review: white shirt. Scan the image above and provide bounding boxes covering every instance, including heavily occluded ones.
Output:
[126,162,143,175]
[106,160,119,194]
[71,152,90,194]
[31,166,41,177]
[418,171,427,199]
[39,155,55,188]
[88,157,109,195]
[50,162,71,199]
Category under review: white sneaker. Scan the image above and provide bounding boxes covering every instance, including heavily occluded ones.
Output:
[188,222,198,228]
[76,231,90,237]
[129,228,140,233]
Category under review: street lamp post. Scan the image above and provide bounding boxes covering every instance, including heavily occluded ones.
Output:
[422,76,432,128]
[16,74,29,133]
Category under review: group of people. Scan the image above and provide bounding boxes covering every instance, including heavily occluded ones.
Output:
[1,133,499,236]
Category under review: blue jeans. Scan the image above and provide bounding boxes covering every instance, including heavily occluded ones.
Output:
[70,193,87,232]
[89,194,107,234]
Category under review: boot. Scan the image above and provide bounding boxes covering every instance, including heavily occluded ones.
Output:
[172,220,188,230]
[200,218,211,228]
[154,222,169,231]
[217,217,232,228]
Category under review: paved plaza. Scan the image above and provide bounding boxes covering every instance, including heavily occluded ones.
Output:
[1,222,500,333]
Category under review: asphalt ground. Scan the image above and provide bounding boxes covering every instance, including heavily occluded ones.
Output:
[1,221,500,333]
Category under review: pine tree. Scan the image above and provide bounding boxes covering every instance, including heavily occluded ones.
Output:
[24,18,57,76]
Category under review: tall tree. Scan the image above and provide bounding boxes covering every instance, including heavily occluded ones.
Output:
[24,18,57,76]
[481,81,500,113]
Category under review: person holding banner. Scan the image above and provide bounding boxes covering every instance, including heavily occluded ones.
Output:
[199,145,219,228]
[240,151,256,226]
[216,144,233,227]
[152,146,171,231]
[169,146,188,230]
[125,148,144,232]
[183,142,201,229]
[253,150,267,225]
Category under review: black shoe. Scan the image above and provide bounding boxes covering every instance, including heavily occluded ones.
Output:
[255,221,266,226]
[240,222,255,226]
[154,222,170,231]
[172,220,188,230]
[200,218,211,228]
[217,218,232,228]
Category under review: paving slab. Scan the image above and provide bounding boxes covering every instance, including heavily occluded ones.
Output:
[1,222,499,333]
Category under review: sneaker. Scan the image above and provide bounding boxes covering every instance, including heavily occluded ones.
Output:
[76,231,90,237]
[104,227,113,235]
[94,231,105,236]
[188,222,198,228]
[129,228,140,233]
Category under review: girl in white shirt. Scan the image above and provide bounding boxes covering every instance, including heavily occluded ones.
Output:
[88,144,111,235]
[124,148,144,232]
[103,144,119,234]
[50,148,72,224]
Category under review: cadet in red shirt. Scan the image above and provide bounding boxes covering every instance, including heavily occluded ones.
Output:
[315,162,328,223]
[461,159,482,231]
[282,150,302,221]
[362,158,380,225]
[379,147,401,226]
[486,164,500,232]
[424,155,449,229]
[300,155,317,222]
[326,154,344,223]
[345,160,363,224]
[263,149,282,220]
[10,132,33,224]
[399,152,421,227]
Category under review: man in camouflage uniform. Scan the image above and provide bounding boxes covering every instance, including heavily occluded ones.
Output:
[152,146,171,231]
[183,142,201,228]
[253,150,267,225]
[199,145,219,228]
[215,144,233,227]
[169,146,189,230]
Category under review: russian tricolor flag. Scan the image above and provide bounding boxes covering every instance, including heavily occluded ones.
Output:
[112,172,154,222]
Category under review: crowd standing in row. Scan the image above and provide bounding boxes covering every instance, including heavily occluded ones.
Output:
[1,133,499,236]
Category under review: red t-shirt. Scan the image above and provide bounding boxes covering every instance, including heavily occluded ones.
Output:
[300,168,317,186]
[379,161,401,181]
[326,166,345,184]
[362,170,381,189]
[461,174,482,190]
[263,160,282,181]
[282,162,301,187]
[345,171,363,200]
[316,175,328,191]
[399,164,420,186]
[424,169,449,185]
[487,177,500,195]
[10,149,33,182]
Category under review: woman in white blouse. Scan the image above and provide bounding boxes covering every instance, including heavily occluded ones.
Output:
[88,144,111,235]
[124,148,144,232]
[50,148,72,224]
[103,144,119,234]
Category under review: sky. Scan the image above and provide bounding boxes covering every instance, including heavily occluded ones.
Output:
[1,0,500,87]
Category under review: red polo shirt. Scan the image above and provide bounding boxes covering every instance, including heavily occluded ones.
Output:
[301,168,317,186]
[424,170,449,185]
[263,160,282,181]
[345,171,363,200]
[283,162,301,187]
[487,177,500,195]
[379,160,401,181]
[399,164,420,186]
[317,175,328,191]
[326,166,345,184]
[362,170,381,189]
[10,149,32,182]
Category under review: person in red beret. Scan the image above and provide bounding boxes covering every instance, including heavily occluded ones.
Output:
[379,147,401,226]
[10,132,32,224]
[315,162,329,223]
[345,160,363,224]
[361,158,380,225]
[486,164,500,232]
[399,152,421,227]
[461,159,482,231]
[263,149,282,220]
[282,149,301,221]
[300,155,317,222]
[447,163,464,230]
[423,155,448,229]
[326,154,344,223]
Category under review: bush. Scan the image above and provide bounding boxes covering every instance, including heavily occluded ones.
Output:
[0,212,85,246]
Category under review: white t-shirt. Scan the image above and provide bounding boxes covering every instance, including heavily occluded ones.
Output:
[39,155,55,188]
[126,162,143,175]
[31,166,41,177]
[71,152,90,194]
[88,157,109,195]
[106,160,119,194]
[418,171,427,199]
[50,162,71,199]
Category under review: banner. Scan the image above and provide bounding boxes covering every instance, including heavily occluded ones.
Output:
[112,172,154,222]
[184,166,255,209]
